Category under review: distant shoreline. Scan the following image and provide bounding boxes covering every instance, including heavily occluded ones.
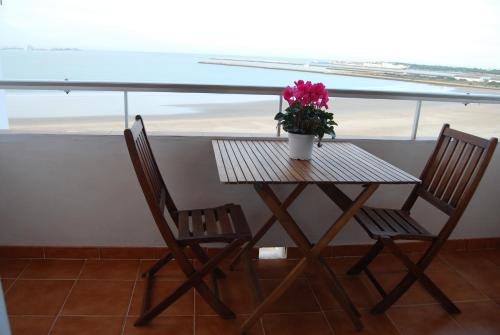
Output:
[200,59,500,92]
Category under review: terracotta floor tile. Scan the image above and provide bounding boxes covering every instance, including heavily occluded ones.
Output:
[79,260,139,280]
[388,305,467,335]
[50,316,124,335]
[329,251,452,274]
[138,260,186,281]
[5,279,74,316]
[43,246,100,259]
[452,301,500,335]
[325,309,399,335]
[262,313,332,335]
[440,252,500,300]
[196,315,263,335]
[260,278,320,313]
[326,257,361,274]
[20,259,84,279]
[463,249,500,267]
[196,272,255,315]
[129,280,194,316]
[99,247,158,260]
[309,275,378,310]
[253,259,301,279]
[1,278,15,292]
[123,316,193,335]
[8,316,54,335]
[62,280,134,316]
[0,259,30,278]
[368,267,487,306]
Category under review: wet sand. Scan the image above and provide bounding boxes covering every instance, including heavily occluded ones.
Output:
[6,96,500,139]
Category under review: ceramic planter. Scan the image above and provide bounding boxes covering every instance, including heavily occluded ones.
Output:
[288,133,314,160]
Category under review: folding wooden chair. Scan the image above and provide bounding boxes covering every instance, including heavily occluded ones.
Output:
[347,124,497,314]
[124,115,255,326]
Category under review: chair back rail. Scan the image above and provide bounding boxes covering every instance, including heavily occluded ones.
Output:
[125,115,178,220]
[403,124,498,240]
[124,115,190,268]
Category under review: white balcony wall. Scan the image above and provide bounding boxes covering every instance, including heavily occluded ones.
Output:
[0,134,499,247]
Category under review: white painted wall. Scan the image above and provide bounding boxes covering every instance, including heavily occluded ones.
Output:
[0,134,498,247]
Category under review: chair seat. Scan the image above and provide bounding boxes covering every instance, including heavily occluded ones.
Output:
[355,207,434,241]
[176,204,252,244]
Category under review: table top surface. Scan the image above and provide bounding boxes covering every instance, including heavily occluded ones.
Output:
[212,139,421,184]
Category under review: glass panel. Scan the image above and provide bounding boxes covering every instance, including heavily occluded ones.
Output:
[5,90,124,133]
[330,98,415,138]
[127,92,279,135]
[417,101,500,139]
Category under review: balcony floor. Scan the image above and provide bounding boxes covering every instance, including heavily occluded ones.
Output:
[2,249,500,335]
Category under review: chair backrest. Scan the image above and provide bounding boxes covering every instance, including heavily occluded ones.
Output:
[124,115,179,243]
[403,124,497,220]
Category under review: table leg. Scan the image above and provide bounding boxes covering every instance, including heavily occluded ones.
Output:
[242,183,377,333]
[229,184,307,270]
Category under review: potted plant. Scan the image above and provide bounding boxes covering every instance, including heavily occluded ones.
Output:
[275,80,337,160]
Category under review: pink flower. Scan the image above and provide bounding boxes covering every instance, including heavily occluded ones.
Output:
[283,86,294,104]
[283,80,330,110]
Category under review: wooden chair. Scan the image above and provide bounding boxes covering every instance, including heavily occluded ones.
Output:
[347,124,497,314]
[124,115,255,326]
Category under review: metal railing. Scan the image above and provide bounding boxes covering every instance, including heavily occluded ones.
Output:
[1,80,500,139]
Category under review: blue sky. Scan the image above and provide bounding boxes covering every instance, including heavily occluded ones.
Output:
[1,0,499,68]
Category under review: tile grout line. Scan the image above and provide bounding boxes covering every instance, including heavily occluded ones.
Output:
[384,309,405,335]
[3,258,32,296]
[305,276,336,335]
[438,253,497,302]
[120,259,142,335]
[45,258,86,335]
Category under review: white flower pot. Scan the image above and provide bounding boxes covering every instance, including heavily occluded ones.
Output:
[288,133,315,160]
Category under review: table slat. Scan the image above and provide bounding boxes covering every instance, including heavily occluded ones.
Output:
[212,139,420,184]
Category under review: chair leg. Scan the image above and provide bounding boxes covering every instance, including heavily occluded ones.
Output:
[346,240,384,275]
[136,240,243,326]
[135,274,198,326]
[378,239,460,314]
[190,243,226,279]
[196,281,236,319]
[142,252,174,278]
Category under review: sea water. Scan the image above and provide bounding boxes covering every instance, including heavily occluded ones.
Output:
[0,50,457,119]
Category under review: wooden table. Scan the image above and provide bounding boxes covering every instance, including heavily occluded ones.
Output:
[212,139,420,332]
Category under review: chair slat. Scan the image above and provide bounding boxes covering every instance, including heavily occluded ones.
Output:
[363,208,397,233]
[449,147,484,207]
[427,138,458,194]
[216,207,233,234]
[137,135,161,200]
[378,209,413,234]
[441,143,474,203]
[204,209,219,235]
[434,141,466,198]
[355,210,386,238]
[392,210,424,234]
[422,136,451,189]
[191,210,205,237]
[178,211,191,238]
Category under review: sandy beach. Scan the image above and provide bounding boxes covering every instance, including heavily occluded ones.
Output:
[6,95,500,139]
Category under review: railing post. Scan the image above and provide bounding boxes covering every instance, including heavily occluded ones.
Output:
[411,100,422,140]
[124,90,129,129]
[277,95,282,137]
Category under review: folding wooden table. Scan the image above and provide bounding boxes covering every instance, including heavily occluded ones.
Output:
[212,139,420,332]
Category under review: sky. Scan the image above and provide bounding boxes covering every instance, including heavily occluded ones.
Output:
[0,0,499,69]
